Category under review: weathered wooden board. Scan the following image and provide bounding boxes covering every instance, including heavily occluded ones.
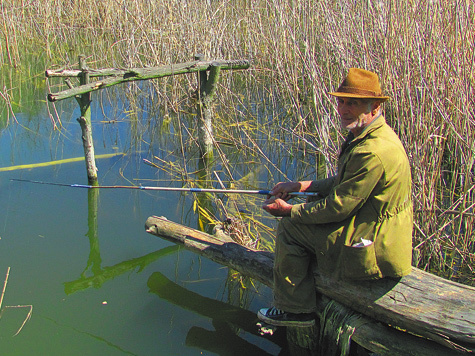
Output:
[145,216,475,354]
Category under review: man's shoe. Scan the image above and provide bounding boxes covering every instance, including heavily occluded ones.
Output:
[257,306,315,327]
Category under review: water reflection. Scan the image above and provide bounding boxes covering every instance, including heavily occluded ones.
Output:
[64,246,181,295]
[64,188,181,295]
[147,271,286,355]
[0,61,311,354]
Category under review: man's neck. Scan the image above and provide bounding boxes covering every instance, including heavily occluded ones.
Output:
[350,112,382,137]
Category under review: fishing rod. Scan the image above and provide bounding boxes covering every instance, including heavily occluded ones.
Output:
[10,179,320,197]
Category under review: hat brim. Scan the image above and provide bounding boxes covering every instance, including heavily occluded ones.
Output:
[328,91,390,101]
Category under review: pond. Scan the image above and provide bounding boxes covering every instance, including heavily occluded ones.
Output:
[0,77,306,355]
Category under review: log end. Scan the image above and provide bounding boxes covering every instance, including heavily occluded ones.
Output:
[145,216,167,234]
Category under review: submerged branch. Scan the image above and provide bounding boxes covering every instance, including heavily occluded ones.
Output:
[5,305,33,336]
[0,267,10,311]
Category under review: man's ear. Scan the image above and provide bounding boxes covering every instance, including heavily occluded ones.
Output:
[372,100,382,115]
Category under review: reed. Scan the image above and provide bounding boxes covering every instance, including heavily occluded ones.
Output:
[1,0,473,283]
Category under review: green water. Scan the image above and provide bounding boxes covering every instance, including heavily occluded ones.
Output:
[0,83,286,355]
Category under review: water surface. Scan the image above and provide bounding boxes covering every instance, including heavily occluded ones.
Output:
[0,87,282,355]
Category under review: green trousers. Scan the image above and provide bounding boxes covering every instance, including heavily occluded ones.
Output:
[273,216,332,314]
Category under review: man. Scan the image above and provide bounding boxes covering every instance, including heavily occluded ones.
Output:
[258,68,413,327]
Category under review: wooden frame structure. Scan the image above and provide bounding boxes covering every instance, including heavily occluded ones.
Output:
[46,55,250,183]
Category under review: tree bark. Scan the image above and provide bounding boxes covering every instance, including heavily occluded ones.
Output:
[197,61,221,159]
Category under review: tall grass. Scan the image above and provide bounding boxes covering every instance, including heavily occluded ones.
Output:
[1,0,474,283]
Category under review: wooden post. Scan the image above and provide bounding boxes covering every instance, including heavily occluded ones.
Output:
[77,55,98,184]
[195,54,221,159]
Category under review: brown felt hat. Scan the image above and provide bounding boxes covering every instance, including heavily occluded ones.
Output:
[329,68,390,101]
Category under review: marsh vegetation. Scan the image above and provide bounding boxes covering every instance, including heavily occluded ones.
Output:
[1,0,473,286]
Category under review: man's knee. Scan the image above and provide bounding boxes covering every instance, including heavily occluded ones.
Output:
[277,217,327,253]
[277,217,314,249]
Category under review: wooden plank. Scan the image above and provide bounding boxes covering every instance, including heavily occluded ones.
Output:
[45,59,250,78]
[144,216,475,354]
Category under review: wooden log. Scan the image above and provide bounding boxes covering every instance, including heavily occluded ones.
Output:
[47,59,250,102]
[77,116,97,183]
[313,267,475,351]
[144,216,475,355]
[145,216,273,287]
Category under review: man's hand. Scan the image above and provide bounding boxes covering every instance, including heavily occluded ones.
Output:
[268,181,313,201]
[262,196,292,217]
[263,181,314,216]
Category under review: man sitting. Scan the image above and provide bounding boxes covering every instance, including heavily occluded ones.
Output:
[258,68,413,327]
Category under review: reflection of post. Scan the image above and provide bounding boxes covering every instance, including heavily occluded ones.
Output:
[77,55,98,184]
[84,187,102,279]
[64,245,180,294]
[195,54,221,160]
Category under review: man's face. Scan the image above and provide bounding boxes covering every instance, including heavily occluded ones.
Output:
[337,97,374,135]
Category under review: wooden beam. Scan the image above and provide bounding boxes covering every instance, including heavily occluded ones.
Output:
[46,68,132,78]
[47,59,250,102]
[144,216,475,355]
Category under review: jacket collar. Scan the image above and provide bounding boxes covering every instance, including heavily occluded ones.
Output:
[339,115,386,157]
[356,114,386,140]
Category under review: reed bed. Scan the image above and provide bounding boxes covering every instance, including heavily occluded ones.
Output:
[1,0,474,283]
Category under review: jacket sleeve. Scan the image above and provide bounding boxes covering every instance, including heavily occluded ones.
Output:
[290,151,384,224]
[307,176,336,196]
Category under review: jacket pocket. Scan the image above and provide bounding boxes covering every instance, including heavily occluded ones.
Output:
[339,242,381,280]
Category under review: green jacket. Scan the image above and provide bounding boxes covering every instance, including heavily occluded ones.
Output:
[290,115,413,280]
